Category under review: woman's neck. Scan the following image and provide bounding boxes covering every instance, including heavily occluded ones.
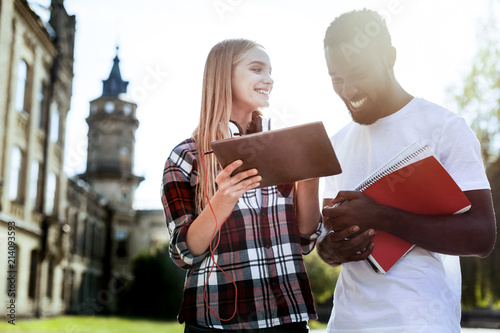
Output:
[230,113,253,134]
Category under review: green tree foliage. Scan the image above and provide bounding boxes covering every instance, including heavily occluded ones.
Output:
[303,249,340,304]
[452,12,500,167]
[118,244,186,319]
[451,5,500,309]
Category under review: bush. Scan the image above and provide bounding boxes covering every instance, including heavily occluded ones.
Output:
[118,244,185,319]
[303,248,340,304]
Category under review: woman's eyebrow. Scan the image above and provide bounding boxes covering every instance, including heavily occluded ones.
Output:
[247,60,267,66]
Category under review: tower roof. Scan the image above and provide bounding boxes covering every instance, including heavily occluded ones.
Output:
[102,47,129,96]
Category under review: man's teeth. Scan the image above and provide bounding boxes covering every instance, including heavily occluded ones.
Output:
[256,90,270,95]
[350,97,367,108]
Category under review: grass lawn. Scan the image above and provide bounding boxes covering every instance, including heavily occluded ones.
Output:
[0,316,185,333]
[0,315,327,332]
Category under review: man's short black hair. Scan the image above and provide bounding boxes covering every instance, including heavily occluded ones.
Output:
[324,9,392,54]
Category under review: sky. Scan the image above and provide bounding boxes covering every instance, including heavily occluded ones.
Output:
[32,0,494,210]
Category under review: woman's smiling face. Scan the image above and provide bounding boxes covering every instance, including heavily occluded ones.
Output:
[231,46,274,117]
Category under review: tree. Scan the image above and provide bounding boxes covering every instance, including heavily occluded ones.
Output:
[452,9,500,167]
[450,3,500,309]
[118,244,186,319]
[303,249,340,304]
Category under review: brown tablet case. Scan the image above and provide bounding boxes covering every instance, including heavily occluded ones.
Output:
[210,121,342,188]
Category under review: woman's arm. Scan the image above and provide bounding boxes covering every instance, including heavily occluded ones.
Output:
[295,178,322,236]
[186,160,261,255]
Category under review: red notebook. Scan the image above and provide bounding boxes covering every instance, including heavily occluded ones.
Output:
[354,141,471,274]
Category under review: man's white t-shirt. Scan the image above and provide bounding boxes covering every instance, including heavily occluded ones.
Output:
[323,98,490,333]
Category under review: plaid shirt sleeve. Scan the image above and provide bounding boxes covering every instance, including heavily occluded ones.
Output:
[161,139,208,269]
[299,216,323,255]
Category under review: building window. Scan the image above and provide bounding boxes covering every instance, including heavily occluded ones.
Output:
[85,221,94,258]
[46,257,54,299]
[28,249,38,299]
[61,268,67,301]
[45,172,57,215]
[93,224,103,259]
[8,146,23,201]
[29,160,40,210]
[50,108,59,142]
[81,218,88,256]
[38,83,47,129]
[15,60,27,111]
[116,228,128,258]
[71,213,79,254]
[79,271,87,302]
[69,270,75,309]
[123,104,132,116]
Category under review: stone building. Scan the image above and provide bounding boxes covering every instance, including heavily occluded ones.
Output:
[0,0,167,318]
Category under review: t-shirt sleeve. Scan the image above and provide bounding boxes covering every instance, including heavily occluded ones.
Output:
[323,174,338,199]
[437,116,490,191]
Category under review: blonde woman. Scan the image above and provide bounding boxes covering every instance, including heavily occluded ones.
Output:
[161,39,321,332]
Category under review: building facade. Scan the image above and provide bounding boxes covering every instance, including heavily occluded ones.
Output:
[0,0,167,318]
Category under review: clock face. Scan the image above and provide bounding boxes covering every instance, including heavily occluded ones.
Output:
[123,104,132,116]
[120,146,129,156]
[105,101,114,113]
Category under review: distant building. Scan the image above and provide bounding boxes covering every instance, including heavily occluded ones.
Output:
[0,0,166,318]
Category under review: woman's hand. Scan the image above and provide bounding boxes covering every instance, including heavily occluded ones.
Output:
[214,160,261,207]
[186,160,261,255]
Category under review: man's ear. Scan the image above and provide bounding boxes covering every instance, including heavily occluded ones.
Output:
[383,46,397,68]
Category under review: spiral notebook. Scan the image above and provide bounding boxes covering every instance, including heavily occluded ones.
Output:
[355,141,471,274]
[210,121,342,188]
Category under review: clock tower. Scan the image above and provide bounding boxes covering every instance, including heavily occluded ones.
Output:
[81,48,144,210]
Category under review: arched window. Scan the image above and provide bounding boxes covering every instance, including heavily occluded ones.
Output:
[15,60,27,111]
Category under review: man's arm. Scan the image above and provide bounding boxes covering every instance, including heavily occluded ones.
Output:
[321,189,496,261]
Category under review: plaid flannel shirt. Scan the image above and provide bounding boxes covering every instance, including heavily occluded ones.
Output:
[161,138,321,330]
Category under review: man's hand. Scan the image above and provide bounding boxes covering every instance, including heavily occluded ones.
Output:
[323,191,382,232]
[318,192,379,267]
[317,226,376,267]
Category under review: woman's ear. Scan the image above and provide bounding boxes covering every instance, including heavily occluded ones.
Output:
[383,46,397,68]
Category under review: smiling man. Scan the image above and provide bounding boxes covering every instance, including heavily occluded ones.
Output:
[317,9,496,333]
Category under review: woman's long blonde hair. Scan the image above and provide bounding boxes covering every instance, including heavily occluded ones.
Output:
[193,38,262,214]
